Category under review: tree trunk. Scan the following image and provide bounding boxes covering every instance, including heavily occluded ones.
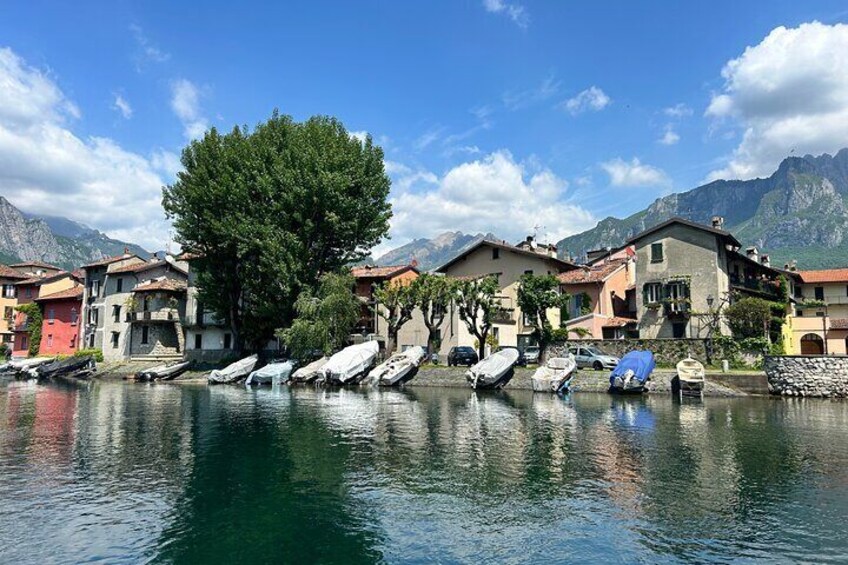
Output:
[426,326,439,356]
[386,327,397,356]
[477,329,488,360]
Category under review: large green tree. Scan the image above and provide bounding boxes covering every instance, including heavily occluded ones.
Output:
[373,281,416,355]
[724,297,773,339]
[279,272,360,360]
[453,275,503,360]
[516,273,569,361]
[411,273,453,355]
[163,112,392,351]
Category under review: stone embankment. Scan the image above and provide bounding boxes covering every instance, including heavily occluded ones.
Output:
[765,355,848,398]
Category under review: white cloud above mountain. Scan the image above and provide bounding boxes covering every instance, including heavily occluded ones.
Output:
[0,46,170,250]
[561,86,610,116]
[381,150,595,254]
[601,157,670,187]
[706,21,848,180]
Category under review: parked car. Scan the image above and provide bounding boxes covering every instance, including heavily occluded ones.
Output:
[568,346,619,370]
[523,345,541,365]
[496,345,527,367]
[447,346,479,367]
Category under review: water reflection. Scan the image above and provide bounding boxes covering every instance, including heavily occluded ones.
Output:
[1,381,847,563]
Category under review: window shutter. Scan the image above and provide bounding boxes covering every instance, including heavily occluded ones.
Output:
[642,284,648,303]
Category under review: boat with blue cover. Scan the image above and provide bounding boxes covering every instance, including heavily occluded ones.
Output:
[609,351,655,394]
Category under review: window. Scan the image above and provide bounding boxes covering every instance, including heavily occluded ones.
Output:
[116,278,123,293]
[47,308,55,324]
[2,284,14,298]
[816,311,825,318]
[672,322,687,338]
[523,312,535,327]
[47,334,53,347]
[70,336,76,348]
[815,286,824,301]
[21,336,28,350]
[492,248,500,260]
[194,333,202,350]
[25,288,32,298]
[796,310,803,317]
[89,307,99,326]
[141,326,149,344]
[3,306,12,321]
[794,285,803,298]
[643,282,663,304]
[91,280,100,298]
[70,307,78,325]
[524,269,533,275]
[650,242,664,263]
[111,332,119,348]
[113,305,121,323]
[223,333,232,349]
[88,334,95,348]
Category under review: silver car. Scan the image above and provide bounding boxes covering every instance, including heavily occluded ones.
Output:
[523,346,541,365]
[568,346,619,370]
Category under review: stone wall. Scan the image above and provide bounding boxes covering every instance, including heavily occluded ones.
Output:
[546,338,760,368]
[764,355,848,397]
[129,323,181,358]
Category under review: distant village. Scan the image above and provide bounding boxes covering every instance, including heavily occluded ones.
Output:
[1,214,846,363]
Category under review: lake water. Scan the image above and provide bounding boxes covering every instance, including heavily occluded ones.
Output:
[1,378,847,564]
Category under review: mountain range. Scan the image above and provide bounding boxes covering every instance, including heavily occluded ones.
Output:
[0,196,149,271]
[555,149,848,269]
[372,149,848,271]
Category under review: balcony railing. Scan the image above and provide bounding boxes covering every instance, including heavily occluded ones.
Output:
[126,308,178,323]
[731,275,782,298]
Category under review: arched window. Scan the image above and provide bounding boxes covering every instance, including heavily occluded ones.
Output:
[800,333,824,355]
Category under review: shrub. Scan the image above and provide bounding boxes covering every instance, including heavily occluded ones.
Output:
[75,348,104,362]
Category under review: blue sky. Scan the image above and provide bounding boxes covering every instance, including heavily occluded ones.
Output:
[1,1,848,253]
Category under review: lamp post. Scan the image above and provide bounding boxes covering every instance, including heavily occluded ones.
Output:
[822,303,829,355]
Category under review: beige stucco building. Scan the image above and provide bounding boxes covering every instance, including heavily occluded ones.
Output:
[786,268,848,355]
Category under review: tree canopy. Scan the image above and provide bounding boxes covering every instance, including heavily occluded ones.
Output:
[162,112,392,350]
[453,276,503,359]
[725,297,772,339]
[517,273,568,359]
[410,273,453,354]
[373,280,416,355]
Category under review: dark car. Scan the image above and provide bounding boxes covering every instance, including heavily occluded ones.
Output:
[496,345,528,367]
[447,346,479,367]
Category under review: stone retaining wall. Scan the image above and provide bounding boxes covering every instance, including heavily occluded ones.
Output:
[764,355,848,397]
[546,338,760,367]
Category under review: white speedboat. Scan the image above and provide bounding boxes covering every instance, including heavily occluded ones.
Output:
[8,357,55,378]
[322,341,380,385]
[370,346,426,387]
[466,348,519,390]
[207,355,258,384]
[246,360,295,386]
[290,356,329,384]
[676,357,706,397]
[531,355,577,394]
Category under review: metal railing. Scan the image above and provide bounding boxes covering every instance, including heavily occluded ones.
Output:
[126,308,178,322]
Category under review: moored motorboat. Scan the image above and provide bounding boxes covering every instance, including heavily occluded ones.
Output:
[609,351,655,394]
[290,356,329,384]
[207,355,258,384]
[36,356,96,380]
[246,360,295,386]
[466,348,519,390]
[531,355,577,394]
[135,360,193,382]
[322,341,380,385]
[676,357,705,397]
[8,357,54,378]
[370,346,426,387]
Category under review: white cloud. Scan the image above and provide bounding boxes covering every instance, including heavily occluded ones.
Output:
[413,126,445,151]
[561,86,611,115]
[170,79,208,140]
[706,21,848,180]
[384,151,595,251]
[658,127,680,146]
[503,75,560,110]
[482,0,529,28]
[663,103,692,118]
[601,157,670,187]
[129,24,170,69]
[349,130,368,143]
[112,93,132,119]
[0,47,171,250]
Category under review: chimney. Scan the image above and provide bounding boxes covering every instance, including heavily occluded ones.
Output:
[745,246,759,263]
[789,259,797,272]
[546,243,558,258]
[760,254,770,268]
[711,216,725,230]
[123,247,130,257]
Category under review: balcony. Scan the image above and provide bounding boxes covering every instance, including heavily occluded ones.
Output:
[730,275,782,299]
[126,308,178,323]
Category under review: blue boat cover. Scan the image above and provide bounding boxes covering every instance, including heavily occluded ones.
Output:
[609,351,656,387]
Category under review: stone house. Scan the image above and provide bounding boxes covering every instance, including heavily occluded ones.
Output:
[786,268,848,355]
[630,217,785,339]
[558,246,638,339]
[434,237,577,355]
[82,254,188,361]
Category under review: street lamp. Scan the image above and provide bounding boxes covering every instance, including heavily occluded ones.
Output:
[706,294,714,308]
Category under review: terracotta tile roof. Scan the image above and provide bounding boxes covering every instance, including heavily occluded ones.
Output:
[351,264,417,279]
[35,286,84,302]
[797,269,848,284]
[109,259,164,274]
[435,239,577,273]
[14,270,72,286]
[82,254,142,269]
[557,259,627,285]
[0,265,28,279]
[602,316,638,328]
[132,278,187,293]
[9,260,61,271]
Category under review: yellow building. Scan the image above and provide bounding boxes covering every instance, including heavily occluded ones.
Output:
[788,268,848,355]
[0,265,27,347]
